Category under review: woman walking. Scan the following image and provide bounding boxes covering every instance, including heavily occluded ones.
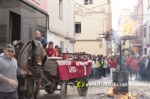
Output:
[103,56,108,78]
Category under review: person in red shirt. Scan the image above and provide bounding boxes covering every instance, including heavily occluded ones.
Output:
[109,57,116,79]
[55,45,59,57]
[125,54,132,78]
[45,41,56,57]
[132,56,138,80]
[57,48,68,60]
[57,48,63,57]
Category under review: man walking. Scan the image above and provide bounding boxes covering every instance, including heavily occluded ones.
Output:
[0,44,30,99]
[138,55,146,81]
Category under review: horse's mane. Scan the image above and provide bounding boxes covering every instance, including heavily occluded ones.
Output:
[17,40,31,69]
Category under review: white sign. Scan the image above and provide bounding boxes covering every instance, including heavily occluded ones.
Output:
[69,66,77,73]
[83,65,87,75]
[57,60,72,65]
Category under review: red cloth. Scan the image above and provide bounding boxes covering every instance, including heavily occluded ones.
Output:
[126,57,132,66]
[133,59,138,70]
[57,61,92,80]
[57,54,63,57]
[109,59,116,68]
[45,47,56,57]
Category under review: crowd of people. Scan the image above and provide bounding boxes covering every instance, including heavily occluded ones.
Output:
[89,55,116,79]
[89,54,150,82]
[35,31,150,82]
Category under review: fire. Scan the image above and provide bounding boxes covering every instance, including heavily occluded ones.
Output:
[118,93,137,99]
[105,87,114,96]
[105,87,137,99]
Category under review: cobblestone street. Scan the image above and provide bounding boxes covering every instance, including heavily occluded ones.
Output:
[40,78,150,99]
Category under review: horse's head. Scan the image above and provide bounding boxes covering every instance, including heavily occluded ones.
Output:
[31,40,47,66]
[17,40,47,69]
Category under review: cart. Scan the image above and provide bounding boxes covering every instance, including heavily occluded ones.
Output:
[42,53,92,99]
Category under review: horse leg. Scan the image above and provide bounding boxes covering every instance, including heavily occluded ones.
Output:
[34,79,40,99]
[28,78,40,99]
[18,77,28,99]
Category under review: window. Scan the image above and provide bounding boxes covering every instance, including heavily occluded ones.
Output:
[29,28,33,40]
[34,0,41,4]
[60,41,64,52]
[148,0,150,7]
[75,22,81,33]
[0,25,6,44]
[138,5,142,19]
[59,0,63,20]
[84,0,93,5]
[144,48,147,55]
[143,27,146,37]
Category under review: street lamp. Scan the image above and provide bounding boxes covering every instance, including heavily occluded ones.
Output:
[69,38,76,52]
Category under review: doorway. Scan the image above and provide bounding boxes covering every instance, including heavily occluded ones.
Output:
[10,11,21,43]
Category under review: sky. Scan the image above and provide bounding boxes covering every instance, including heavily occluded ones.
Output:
[112,0,138,30]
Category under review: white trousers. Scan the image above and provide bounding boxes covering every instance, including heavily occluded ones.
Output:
[110,68,115,78]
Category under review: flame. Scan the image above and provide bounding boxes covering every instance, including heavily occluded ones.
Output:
[105,87,114,96]
[122,20,138,36]
[118,93,137,99]
[105,87,137,99]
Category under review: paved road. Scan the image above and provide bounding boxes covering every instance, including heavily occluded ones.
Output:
[40,78,150,99]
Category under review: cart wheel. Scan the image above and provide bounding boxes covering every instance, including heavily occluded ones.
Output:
[60,81,67,99]
[46,87,55,94]
[77,77,88,96]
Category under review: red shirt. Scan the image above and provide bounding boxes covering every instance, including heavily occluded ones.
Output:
[45,47,56,57]
[126,57,132,66]
[109,59,116,68]
[56,51,59,57]
[133,59,138,70]
[64,54,68,60]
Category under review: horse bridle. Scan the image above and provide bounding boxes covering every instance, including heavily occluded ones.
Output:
[29,47,39,67]
[29,41,47,67]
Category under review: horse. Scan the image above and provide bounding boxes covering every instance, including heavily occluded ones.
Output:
[13,40,47,99]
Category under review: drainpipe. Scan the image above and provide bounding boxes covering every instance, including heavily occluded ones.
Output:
[46,14,48,41]
[73,0,76,53]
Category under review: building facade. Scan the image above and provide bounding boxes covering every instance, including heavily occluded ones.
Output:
[47,0,75,53]
[0,0,48,52]
[142,0,150,55]
[74,0,112,55]
[131,0,145,55]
